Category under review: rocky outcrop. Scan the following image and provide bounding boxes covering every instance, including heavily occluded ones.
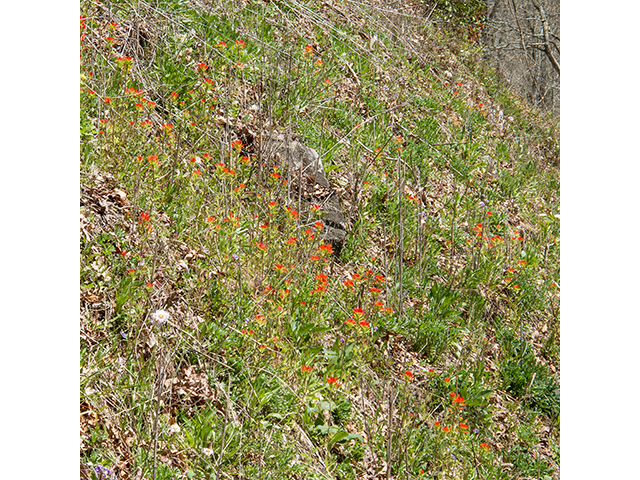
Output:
[275,141,348,256]
[207,115,348,256]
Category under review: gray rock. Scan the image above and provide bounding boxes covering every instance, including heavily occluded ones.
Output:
[276,141,348,256]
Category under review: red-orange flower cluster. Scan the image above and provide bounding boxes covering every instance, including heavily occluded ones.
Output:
[231,140,243,153]
[318,243,333,254]
[450,393,466,408]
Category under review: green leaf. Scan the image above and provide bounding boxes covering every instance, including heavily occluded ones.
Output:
[328,430,350,446]
[328,431,363,449]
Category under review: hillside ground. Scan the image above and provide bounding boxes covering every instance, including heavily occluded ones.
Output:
[80,1,560,479]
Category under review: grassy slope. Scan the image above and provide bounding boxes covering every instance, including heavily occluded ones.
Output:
[80,1,560,479]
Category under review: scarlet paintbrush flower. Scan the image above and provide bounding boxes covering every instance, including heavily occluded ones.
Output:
[353,308,364,315]
[302,365,313,372]
[231,140,243,152]
[318,243,333,254]
[327,376,337,384]
[452,395,466,407]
